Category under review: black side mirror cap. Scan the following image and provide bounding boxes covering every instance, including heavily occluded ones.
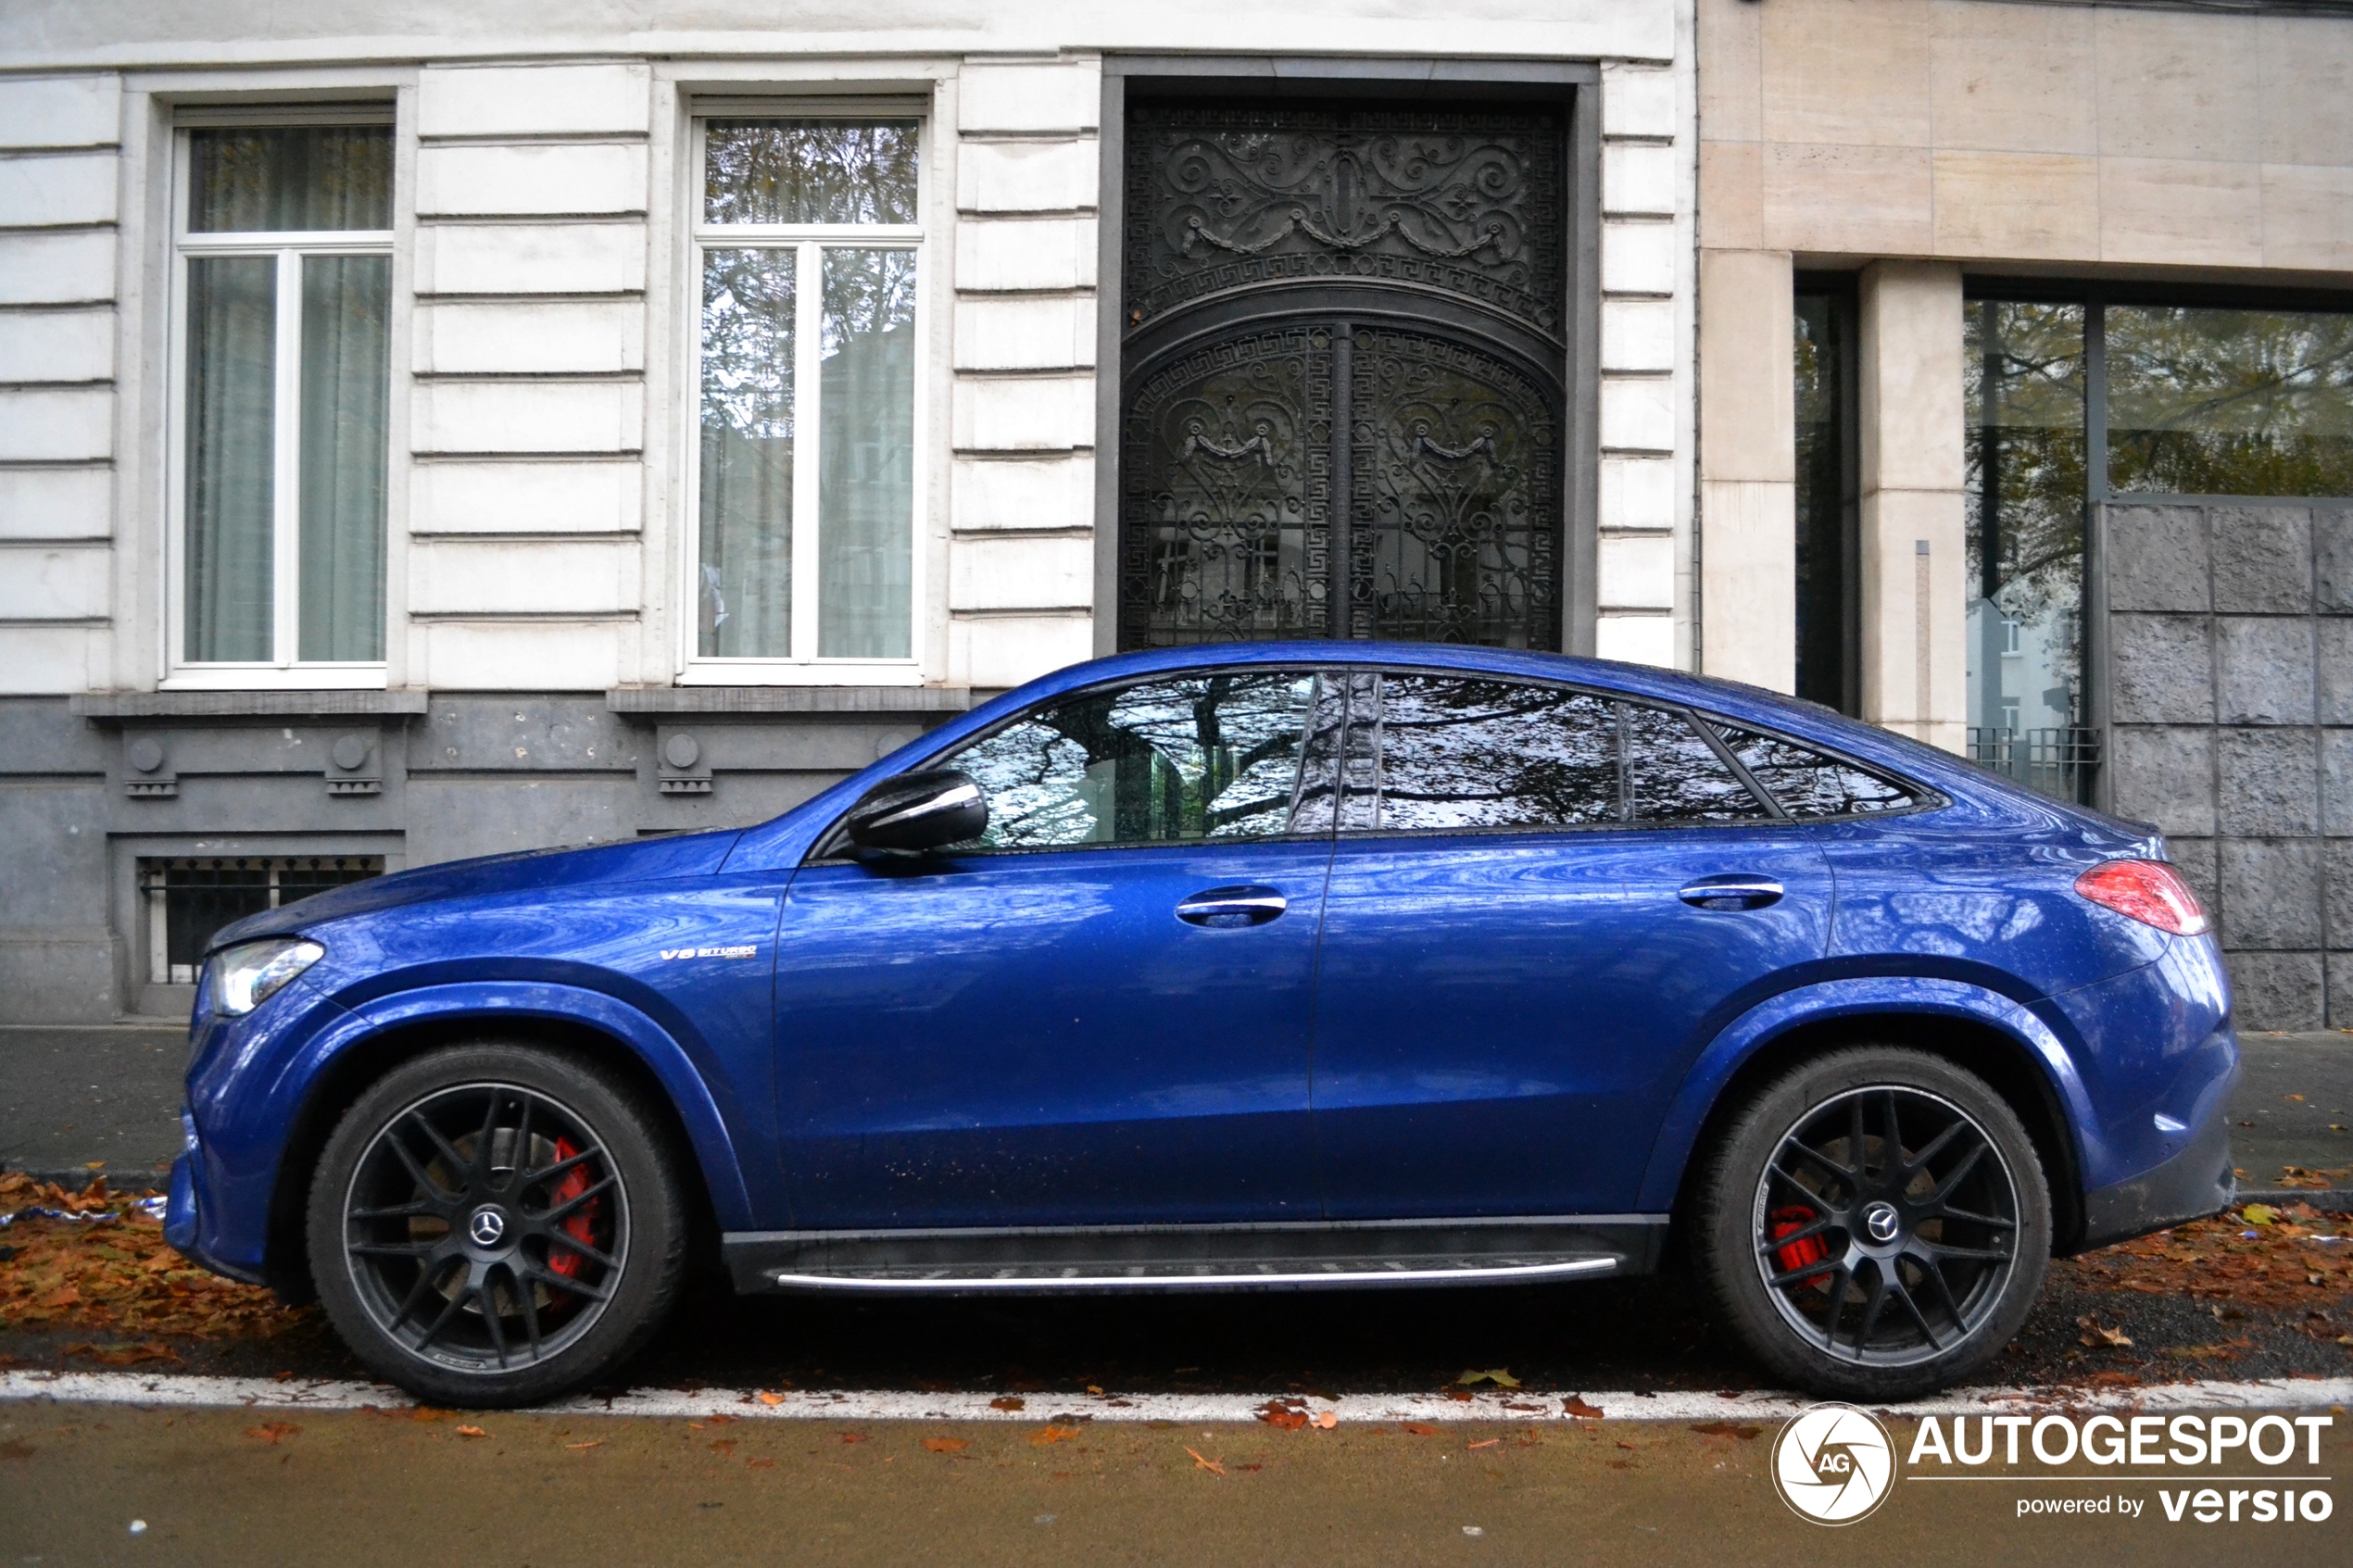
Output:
[842,769,988,855]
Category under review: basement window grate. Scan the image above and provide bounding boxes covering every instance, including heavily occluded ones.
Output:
[140,856,384,985]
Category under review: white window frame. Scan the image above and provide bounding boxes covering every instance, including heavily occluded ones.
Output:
[164,107,395,690]
[680,105,929,685]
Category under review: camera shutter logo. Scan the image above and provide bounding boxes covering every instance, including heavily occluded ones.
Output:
[1771,1403,1897,1525]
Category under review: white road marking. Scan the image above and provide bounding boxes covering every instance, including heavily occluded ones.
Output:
[4,1370,2349,1423]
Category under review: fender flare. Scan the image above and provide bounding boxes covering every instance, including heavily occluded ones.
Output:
[1632,975,2106,1213]
[293,981,757,1229]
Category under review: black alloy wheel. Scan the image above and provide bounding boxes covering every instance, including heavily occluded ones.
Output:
[307,1045,687,1407]
[1693,1047,2052,1400]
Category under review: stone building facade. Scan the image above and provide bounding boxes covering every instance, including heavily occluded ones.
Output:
[0,3,1697,1021]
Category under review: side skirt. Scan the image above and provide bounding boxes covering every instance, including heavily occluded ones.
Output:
[721,1214,1670,1296]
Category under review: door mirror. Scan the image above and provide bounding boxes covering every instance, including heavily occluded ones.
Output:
[843,769,988,855]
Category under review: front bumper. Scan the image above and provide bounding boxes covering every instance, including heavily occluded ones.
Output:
[2073,1078,2237,1252]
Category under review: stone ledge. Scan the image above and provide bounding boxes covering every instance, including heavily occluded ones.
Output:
[69,690,432,722]
[605,686,973,718]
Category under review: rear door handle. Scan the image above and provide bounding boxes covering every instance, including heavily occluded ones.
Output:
[1679,874,1785,911]
[1176,885,1288,928]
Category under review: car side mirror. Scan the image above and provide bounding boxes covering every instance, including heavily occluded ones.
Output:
[842,769,988,856]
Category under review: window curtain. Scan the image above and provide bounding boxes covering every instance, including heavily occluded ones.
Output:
[698,248,797,658]
[189,126,393,233]
[297,254,390,661]
[818,249,916,659]
[184,257,276,662]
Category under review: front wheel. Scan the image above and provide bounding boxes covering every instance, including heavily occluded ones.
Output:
[305,1044,688,1408]
[1692,1047,2052,1400]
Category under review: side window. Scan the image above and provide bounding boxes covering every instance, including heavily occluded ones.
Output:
[1710,722,1917,817]
[1348,674,1617,832]
[942,671,1319,850]
[1624,705,1774,823]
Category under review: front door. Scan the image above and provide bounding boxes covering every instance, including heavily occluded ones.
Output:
[772,668,1338,1229]
[1307,671,1836,1218]
[1117,101,1569,650]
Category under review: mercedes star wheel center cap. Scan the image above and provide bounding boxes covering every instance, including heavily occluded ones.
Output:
[467,1206,509,1248]
[1862,1200,1900,1244]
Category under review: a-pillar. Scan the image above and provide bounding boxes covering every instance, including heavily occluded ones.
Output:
[1856,261,1967,755]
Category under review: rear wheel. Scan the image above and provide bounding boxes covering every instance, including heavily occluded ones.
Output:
[1692,1047,2051,1399]
[305,1044,688,1408]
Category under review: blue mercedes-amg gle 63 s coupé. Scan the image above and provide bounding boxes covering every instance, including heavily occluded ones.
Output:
[167,642,2235,1407]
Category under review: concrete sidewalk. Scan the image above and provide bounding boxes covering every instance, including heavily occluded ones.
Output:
[6,1023,2350,1202]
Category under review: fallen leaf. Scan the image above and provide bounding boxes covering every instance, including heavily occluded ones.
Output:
[708,1440,736,1456]
[1186,1447,1226,1475]
[1456,1368,1521,1388]
[1257,1400,1309,1431]
[755,1392,785,1407]
[245,1423,299,1445]
[1311,1411,1338,1431]
[1030,1425,1082,1447]
[747,1458,775,1470]
[2244,1204,2279,1226]
[1467,1437,1501,1449]
[990,1396,1026,1412]
[1402,1422,1441,1436]
[564,1441,603,1450]
[456,1425,487,1438]
[1562,1396,1605,1420]
[1086,1385,1104,1396]
[837,1432,871,1445]
[0,1439,33,1461]
[923,1437,969,1453]
[1689,1421,1763,1440]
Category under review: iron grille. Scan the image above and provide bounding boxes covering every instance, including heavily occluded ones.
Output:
[1968,726,2101,805]
[140,855,383,985]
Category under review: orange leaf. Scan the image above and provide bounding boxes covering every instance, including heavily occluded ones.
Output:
[837,1432,871,1445]
[456,1425,487,1438]
[244,1423,299,1444]
[755,1391,785,1407]
[564,1441,603,1450]
[923,1437,969,1453]
[1468,1438,1501,1449]
[990,1396,1026,1411]
[1257,1400,1309,1431]
[1030,1425,1082,1446]
[1562,1396,1604,1420]
[1186,1447,1226,1475]
[1402,1423,1441,1436]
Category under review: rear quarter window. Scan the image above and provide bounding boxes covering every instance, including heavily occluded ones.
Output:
[1708,722,1919,818]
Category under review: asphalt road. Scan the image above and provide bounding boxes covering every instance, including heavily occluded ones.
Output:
[3,1400,2345,1566]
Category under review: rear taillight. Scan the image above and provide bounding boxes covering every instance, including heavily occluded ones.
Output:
[2073,859,2208,936]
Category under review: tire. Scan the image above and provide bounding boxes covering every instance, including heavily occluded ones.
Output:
[1691,1047,2052,1400]
[305,1043,689,1408]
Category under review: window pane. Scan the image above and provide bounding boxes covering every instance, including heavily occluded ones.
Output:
[1710,723,1914,817]
[698,248,797,658]
[1793,291,1850,712]
[184,256,277,663]
[2107,306,2353,497]
[818,248,916,658]
[297,254,389,660]
[704,120,918,226]
[1358,675,1617,833]
[1965,300,2087,798]
[949,672,1317,850]
[188,126,392,232]
[1625,705,1769,823]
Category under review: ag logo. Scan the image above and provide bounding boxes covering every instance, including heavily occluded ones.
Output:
[1771,1403,1896,1525]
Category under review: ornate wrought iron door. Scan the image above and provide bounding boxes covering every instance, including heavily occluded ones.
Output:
[1118,102,1567,651]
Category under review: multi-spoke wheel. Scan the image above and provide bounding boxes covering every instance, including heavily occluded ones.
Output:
[1693,1047,2051,1399]
[307,1046,687,1408]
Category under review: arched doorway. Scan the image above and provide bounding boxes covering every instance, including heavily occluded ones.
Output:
[1116,101,1570,651]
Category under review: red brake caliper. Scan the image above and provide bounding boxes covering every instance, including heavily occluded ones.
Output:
[545,1136,598,1282]
[1768,1206,1829,1274]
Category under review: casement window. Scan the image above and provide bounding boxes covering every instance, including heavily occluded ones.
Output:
[687,114,924,677]
[169,115,394,684]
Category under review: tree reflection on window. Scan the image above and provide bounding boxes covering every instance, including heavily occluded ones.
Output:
[948,673,1317,849]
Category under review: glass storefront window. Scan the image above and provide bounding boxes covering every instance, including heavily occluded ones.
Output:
[1964,300,2089,800]
[2107,306,2353,497]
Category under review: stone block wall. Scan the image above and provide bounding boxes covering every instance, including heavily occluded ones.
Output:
[2105,501,2353,1029]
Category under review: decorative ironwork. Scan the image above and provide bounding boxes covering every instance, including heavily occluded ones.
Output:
[1125,105,1565,335]
[1117,101,1567,652]
[1350,330,1557,646]
[1120,328,1333,646]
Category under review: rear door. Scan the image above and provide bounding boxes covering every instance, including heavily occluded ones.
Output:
[1307,671,1835,1218]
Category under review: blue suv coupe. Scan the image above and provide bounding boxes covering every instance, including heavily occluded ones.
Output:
[167,643,2235,1407]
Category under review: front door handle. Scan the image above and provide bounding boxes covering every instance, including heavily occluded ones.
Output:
[1679,874,1785,911]
[1176,885,1288,928]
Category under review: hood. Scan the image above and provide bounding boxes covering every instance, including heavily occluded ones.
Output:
[205,828,747,952]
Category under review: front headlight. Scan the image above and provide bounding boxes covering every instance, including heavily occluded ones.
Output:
[206,938,325,1017]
